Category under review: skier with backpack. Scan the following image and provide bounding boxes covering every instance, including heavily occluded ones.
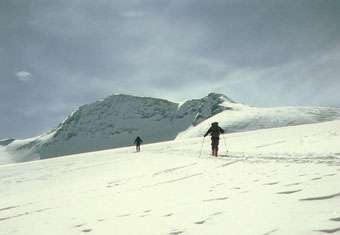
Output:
[204,122,225,157]
[134,136,143,152]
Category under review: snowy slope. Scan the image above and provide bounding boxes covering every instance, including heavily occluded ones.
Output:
[0,93,232,163]
[177,101,340,139]
[1,120,340,235]
[2,92,340,165]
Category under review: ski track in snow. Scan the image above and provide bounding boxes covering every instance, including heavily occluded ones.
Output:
[1,121,340,234]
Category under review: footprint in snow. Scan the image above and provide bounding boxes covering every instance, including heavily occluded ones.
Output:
[262,228,278,235]
[317,227,340,234]
[310,177,322,181]
[117,214,131,217]
[325,173,337,177]
[263,182,279,186]
[194,220,206,224]
[277,189,302,194]
[284,182,301,186]
[0,206,20,211]
[330,217,340,222]
[211,211,224,216]
[140,210,152,217]
[203,197,228,202]
[164,213,173,217]
[74,224,86,228]
[169,230,184,235]
[300,192,340,201]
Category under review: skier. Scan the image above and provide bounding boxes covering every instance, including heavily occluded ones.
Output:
[204,122,224,157]
[134,136,143,152]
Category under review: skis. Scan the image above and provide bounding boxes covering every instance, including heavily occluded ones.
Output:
[218,154,229,157]
[206,153,229,158]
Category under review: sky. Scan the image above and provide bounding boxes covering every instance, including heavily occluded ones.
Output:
[1,0,340,140]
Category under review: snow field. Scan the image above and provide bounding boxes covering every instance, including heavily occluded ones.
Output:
[1,120,340,234]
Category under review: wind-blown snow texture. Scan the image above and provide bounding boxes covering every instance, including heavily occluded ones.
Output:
[2,92,340,164]
[1,120,340,235]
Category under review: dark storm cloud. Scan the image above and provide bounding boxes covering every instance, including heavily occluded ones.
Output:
[1,0,340,139]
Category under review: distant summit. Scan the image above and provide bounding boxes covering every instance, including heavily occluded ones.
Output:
[1,93,231,163]
[2,92,340,165]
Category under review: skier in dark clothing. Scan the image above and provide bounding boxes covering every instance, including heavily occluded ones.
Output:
[204,122,224,157]
[134,136,143,152]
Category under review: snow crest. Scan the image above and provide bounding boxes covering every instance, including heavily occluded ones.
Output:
[1,93,230,163]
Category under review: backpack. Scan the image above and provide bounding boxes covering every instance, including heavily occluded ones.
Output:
[211,123,220,137]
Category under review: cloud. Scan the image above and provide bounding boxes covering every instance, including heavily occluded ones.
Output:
[16,71,33,82]
[1,0,340,140]
[121,10,147,19]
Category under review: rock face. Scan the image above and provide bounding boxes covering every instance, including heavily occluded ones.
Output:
[0,138,15,146]
[8,93,233,160]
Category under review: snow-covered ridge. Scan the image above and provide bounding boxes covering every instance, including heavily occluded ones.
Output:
[177,104,340,139]
[2,92,340,165]
[0,93,231,163]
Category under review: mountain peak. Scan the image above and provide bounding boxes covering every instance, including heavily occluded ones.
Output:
[206,92,235,103]
[3,92,340,164]
[34,93,230,158]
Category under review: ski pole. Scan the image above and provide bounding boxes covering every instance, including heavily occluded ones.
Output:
[199,137,205,158]
[222,133,228,155]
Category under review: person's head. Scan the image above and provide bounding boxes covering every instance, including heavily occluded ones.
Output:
[212,122,218,126]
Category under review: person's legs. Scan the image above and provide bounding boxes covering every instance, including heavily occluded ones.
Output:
[211,137,220,156]
[211,140,215,156]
